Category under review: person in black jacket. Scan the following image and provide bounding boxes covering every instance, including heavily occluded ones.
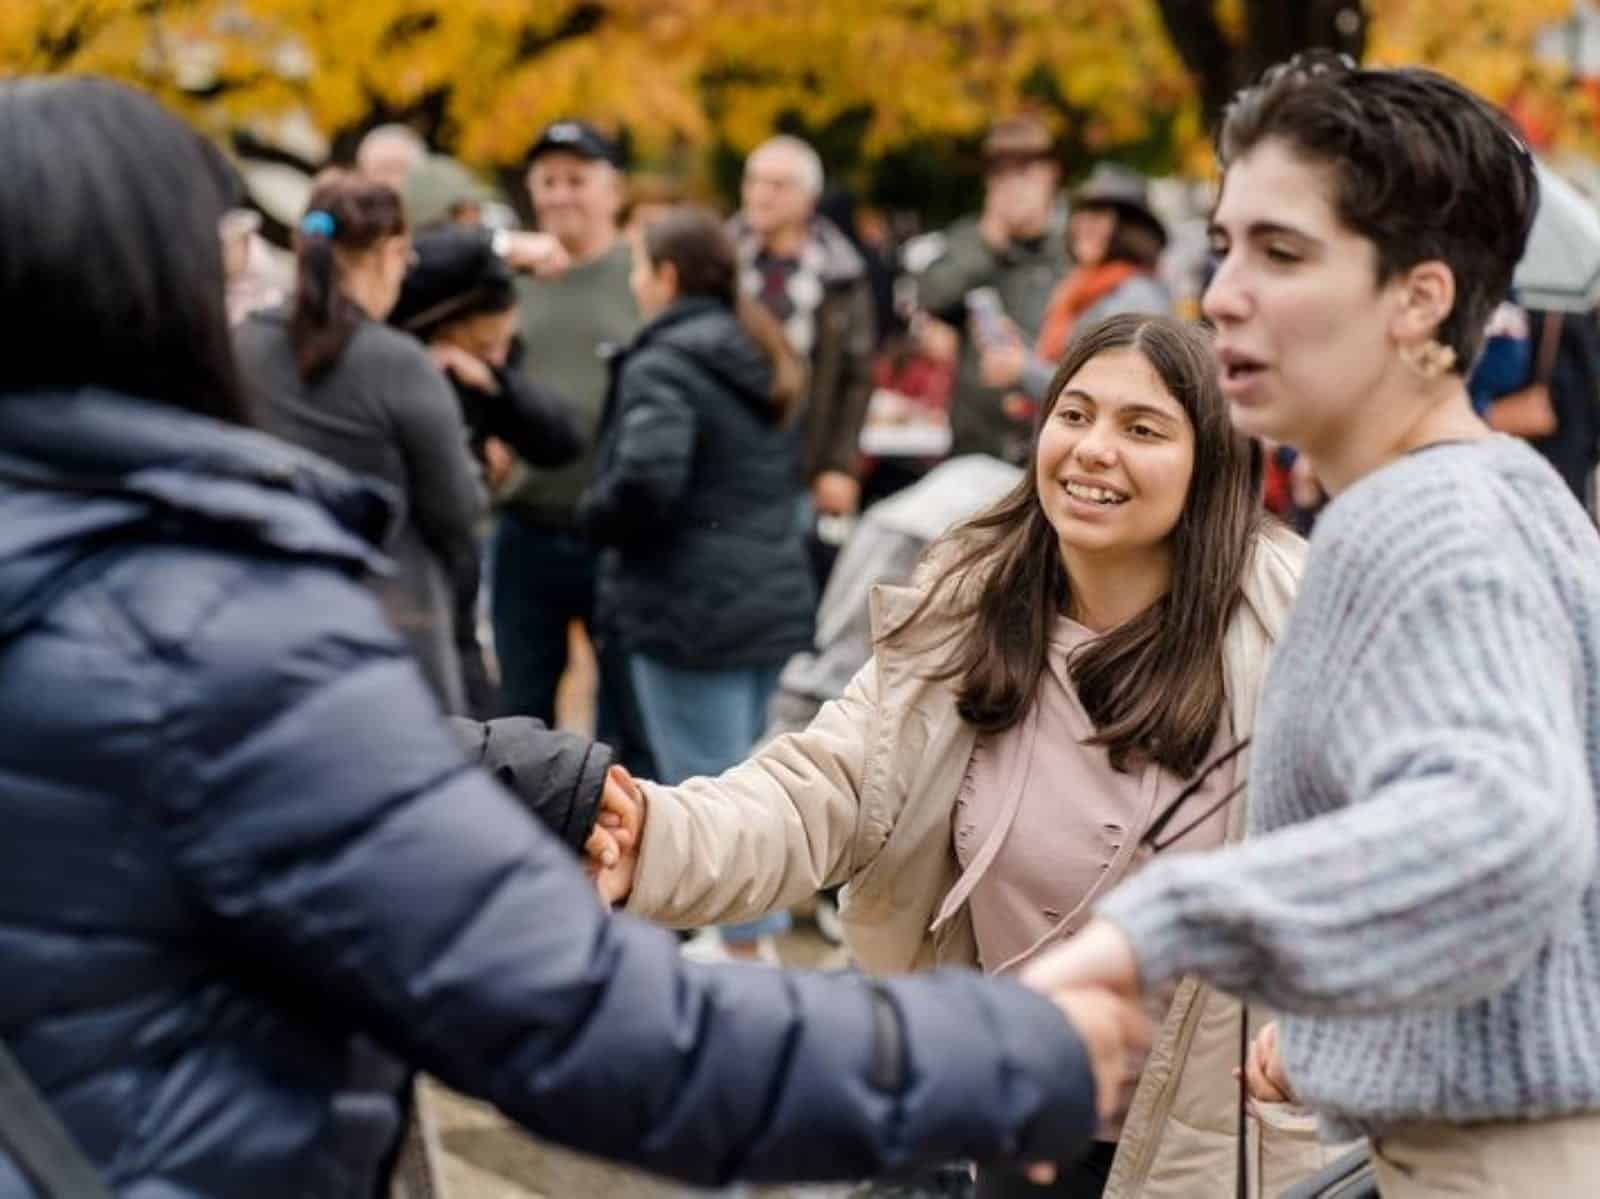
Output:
[579,206,816,960]
[0,76,1144,1199]
[390,226,582,480]
[390,227,585,716]
[236,171,483,715]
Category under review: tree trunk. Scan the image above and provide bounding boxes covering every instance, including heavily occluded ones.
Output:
[1157,0,1370,133]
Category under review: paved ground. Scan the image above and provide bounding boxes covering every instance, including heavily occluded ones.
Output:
[420,921,855,1199]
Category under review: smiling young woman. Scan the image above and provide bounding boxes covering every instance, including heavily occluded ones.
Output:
[593,313,1331,1198]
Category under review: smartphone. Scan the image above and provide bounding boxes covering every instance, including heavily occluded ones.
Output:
[965,286,1008,349]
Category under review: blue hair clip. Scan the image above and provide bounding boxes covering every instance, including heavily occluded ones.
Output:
[300,210,336,238]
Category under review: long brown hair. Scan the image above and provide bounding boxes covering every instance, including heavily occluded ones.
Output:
[290,170,407,382]
[888,314,1262,776]
[641,205,806,414]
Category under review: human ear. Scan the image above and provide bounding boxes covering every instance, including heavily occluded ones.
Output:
[604,165,626,220]
[1390,259,1456,347]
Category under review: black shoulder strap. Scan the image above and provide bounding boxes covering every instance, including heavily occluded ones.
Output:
[0,1039,114,1198]
[1534,311,1565,386]
[1237,1003,1250,1199]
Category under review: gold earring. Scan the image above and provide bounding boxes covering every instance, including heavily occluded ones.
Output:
[1404,339,1457,380]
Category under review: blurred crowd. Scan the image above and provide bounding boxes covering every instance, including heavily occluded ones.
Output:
[217,110,1600,972]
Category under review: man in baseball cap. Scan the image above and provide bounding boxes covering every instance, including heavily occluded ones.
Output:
[495,120,655,789]
[526,119,622,169]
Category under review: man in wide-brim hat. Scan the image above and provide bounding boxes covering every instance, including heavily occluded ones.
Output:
[911,115,1068,465]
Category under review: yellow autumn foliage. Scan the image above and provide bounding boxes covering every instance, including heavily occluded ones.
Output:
[1,0,1591,177]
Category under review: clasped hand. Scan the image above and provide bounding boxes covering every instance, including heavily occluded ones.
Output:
[582,764,643,905]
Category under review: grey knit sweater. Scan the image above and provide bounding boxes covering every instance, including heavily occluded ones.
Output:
[1099,436,1600,1136]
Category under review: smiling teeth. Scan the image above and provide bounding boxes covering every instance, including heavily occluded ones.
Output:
[1066,482,1126,505]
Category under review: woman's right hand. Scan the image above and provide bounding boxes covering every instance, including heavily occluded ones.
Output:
[590,765,644,905]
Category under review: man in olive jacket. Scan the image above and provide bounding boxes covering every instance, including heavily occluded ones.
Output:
[912,117,1067,465]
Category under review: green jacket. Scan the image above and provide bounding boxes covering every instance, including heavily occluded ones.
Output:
[914,214,1067,463]
[504,240,639,527]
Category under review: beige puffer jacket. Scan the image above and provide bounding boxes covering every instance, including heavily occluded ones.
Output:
[627,522,1349,1196]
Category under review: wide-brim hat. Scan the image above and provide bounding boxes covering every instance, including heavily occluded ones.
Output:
[981,116,1055,166]
[390,228,515,338]
[1073,162,1168,249]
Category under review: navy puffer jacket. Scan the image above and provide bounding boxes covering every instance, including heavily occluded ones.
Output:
[0,390,1098,1197]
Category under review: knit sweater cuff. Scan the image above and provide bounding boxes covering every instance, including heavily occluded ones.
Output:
[1096,864,1219,994]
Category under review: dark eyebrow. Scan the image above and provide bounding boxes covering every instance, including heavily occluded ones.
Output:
[1207,219,1318,244]
[1061,390,1181,423]
[1121,403,1182,423]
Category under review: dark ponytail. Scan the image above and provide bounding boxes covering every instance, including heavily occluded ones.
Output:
[290,170,406,382]
[642,205,806,415]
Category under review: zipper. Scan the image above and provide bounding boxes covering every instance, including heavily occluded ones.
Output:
[1118,982,1211,1194]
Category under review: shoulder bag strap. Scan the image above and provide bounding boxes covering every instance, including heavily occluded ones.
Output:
[1237,1003,1250,1199]
[0,1039,114,1198]
[1534,312,1565,385]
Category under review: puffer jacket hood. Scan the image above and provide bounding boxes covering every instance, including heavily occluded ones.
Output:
[634,295,777,416]
[0,389,394,641]
[580,297,816,668]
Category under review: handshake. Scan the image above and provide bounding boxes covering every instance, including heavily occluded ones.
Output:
[576,767,1156,1142]
[580,764,645,906]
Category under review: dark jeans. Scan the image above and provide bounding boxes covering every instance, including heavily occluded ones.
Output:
[489,512,654,777]
[975,1142,1115,1199]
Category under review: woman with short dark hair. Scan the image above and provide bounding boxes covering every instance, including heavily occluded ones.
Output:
[0,76,1129,1199]
[236,170,482,714]
[1028,55,1600,1197]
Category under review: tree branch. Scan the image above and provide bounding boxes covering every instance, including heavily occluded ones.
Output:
[1244,0,1368,81]
[1154,0,1245,133]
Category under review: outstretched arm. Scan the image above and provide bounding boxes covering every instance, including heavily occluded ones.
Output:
[150,570,1120,1186]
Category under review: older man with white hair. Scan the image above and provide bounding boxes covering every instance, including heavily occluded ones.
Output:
[355,124,426,194]
[735,135,876,525]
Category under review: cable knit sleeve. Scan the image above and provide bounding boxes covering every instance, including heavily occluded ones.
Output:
[1098,468,1596,1015]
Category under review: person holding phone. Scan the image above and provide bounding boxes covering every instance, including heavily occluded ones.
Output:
[914,117,1068,465]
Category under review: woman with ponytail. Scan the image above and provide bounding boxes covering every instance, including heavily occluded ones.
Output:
[577,205,815,959]
[236,170,482,714]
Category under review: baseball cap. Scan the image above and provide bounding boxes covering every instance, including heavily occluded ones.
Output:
[526,120,621,168]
